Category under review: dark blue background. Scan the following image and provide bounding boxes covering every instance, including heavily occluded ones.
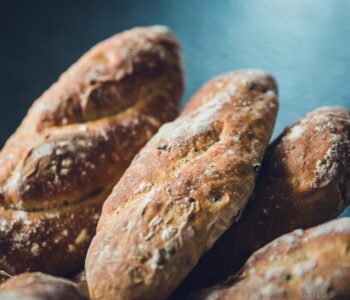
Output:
[1,0,349,214]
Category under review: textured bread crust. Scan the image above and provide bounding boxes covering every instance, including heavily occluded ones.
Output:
[0,272,87,300]
[0,26,183,276]
[178,106,350,291]
[86,70,278,300]
[194,218,350,300]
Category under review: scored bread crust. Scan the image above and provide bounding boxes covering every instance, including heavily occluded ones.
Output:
[178,106,350,291]
[86,70,279,300]
[0,272,87,300]
[194,217,350,300]
[0,26,184,276]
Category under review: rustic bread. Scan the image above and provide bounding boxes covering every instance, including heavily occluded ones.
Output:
[0,272,87,300]
[193,217,350,300]
[178,106,350,292]
[86,70,278,300]
[0,26,183,276]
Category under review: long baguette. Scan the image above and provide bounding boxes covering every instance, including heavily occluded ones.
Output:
[178,106,350,292]
[86,70,278,300]
[0,26,183,276]
[193,217,350,300]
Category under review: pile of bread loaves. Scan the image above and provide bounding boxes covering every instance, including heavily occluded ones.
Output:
[0,26,349,300]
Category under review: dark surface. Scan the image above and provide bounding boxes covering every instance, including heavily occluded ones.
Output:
[1,0,350,215]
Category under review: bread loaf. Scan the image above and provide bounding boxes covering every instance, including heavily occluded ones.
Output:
[0,272,87,300]
[193,217,350,300]
[86,70,278,300]
[0,26,183,276]
[178,106,350,292]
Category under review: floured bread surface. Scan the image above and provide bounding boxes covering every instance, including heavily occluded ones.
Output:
[1,272,87,300]
[194,218,350,300]
[0,26,184,276]
[86,70,278,300]
[178,106,350,292]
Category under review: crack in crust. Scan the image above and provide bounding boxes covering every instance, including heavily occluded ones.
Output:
[2,187,105,212]
[102,121,224,225]
[0,26,184,276]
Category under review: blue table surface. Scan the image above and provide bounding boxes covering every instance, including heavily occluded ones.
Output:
[1,0,349,214]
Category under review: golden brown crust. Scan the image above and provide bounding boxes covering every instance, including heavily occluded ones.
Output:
[0,272,88,300]
[177,106,350,293]
[0,26,183,276]
[86,70,278,300]
[194,218,350,300]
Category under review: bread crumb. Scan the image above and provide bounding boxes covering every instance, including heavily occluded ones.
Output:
[287,124,305,141]
[161,227,177,241]
[79,125,88,132]
[292,259,317,277]
[61,159,73,168]
[31,243,40,256]
[75,229,89,245]
[68,244,76,252]
[60,168,69,176]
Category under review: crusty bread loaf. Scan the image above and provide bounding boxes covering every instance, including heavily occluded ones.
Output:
[177,106,350,292]
[0,26,183,276]
[85,70,279,300]
[0,272,87,300]
[193,217,350,300]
